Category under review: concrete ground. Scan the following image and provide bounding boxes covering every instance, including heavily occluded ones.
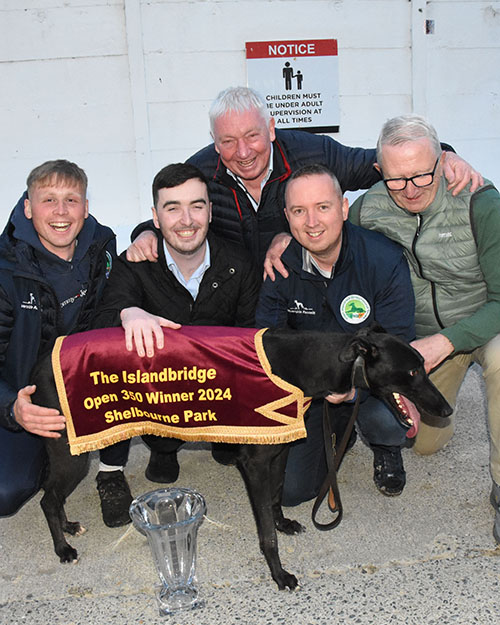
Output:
[1,364,499,625]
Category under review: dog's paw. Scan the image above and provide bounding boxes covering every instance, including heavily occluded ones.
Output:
[275,518,305,535]
[63,521,86,537]
[274,570,299,591]
[57,544,79,564]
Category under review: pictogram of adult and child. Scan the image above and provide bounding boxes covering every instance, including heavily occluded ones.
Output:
[283,62,303,90]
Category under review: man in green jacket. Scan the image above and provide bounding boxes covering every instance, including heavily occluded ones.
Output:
[348,115,500,544]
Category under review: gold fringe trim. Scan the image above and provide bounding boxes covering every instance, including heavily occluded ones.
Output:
[68,421,308,456]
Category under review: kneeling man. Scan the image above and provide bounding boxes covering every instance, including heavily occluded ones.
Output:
[349,115,500,543]
[93,163,260,526]
[256,164,416,506]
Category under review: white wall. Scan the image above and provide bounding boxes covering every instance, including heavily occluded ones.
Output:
[1,0,499,252]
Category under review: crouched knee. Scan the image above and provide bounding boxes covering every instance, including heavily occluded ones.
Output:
[414,420,454,455]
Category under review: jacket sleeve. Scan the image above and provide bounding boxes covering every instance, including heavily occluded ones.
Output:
[233,260,262,328]
[320,137,380,192]
[441,185,500,351]
[255,274,290,329]
[327,141,456,194]
[92,255,147,329]
[130,220,158,242]
[372,251,416,343]
[0,286,22,431]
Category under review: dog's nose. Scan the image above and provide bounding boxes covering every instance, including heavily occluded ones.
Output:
[441,401,453,418]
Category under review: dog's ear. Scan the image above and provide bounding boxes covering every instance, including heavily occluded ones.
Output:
[368,322,387,334]
[339,330,381,363]
[339,335,379,362]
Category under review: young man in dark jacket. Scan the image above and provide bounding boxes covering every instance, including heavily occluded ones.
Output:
[256,164,416,505]
[0,160,115,516]
[92,163,260,527]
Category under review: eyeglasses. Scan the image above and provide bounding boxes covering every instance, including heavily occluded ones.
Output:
[382,156,441,191]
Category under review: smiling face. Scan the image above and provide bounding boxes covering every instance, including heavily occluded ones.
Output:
[376,138,444,214]
[24,178,88,260]
[212,108,275,185]
[284,173,349,272]
[152,177,211,257]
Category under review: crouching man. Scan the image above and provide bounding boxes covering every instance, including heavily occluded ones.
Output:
[92,163,260,526]
[349,115,500,543]
[0,160,115,516]
[256,164,416,505]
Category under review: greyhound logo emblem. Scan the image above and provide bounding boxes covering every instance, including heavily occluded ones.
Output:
[21,292,38,310]
[340,294,370,324]
[287,299,315,315]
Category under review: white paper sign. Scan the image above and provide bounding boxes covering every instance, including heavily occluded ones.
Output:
[246,39,339,132]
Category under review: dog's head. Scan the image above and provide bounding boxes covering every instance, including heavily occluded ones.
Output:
[339,326,452,428]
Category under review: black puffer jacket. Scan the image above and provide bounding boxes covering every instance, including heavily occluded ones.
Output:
[93,232,260,329]
[0,197,116,431]
[187,129,380,265]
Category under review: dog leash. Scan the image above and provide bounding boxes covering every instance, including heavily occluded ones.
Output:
[311,393,361,530]
[311,355,366,531]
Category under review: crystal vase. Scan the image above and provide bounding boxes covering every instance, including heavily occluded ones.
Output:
[129,487,206,615]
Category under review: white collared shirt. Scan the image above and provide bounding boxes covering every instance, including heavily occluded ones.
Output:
[226,144,274,212]
[163,240,211,300]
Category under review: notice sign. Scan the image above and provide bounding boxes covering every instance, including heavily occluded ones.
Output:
[246,39,339,133]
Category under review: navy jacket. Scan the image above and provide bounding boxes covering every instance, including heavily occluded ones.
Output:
[256,221,415,341]
[188,129,380,266]
[0,194,116,430]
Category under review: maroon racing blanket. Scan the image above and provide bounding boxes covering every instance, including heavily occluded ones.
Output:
[52,326,310,455]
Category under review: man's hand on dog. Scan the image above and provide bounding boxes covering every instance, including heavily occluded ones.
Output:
[325,388,356,403]
[14,385,66,438]
[121,306,181,357]
[126,230,159,262]
[411,333,454,373]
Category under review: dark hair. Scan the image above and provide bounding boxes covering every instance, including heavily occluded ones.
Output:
[152,163,208,206]
[286,163,342,198]
[26,160,88,198]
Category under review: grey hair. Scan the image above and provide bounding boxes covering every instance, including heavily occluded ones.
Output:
[209,86,270,134]
[376,115,442,164]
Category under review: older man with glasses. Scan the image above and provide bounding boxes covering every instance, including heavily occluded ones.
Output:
[348,114,500,545]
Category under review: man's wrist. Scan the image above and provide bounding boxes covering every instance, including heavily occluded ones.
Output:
[4,401,22,431]
[438,333,455,355]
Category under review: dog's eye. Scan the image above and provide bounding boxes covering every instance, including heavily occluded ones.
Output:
[409,369,419,377]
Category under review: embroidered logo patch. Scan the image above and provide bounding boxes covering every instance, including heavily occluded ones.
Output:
[287,299,316,315]
[105,251,113,279]
[21,292,38,311]
[340,295,370,324]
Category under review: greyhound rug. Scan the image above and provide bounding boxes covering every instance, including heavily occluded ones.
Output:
[52,326,311,455]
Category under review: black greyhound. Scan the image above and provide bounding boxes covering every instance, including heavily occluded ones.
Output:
[31,325,452,590]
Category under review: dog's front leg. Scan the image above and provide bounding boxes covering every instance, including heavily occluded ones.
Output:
[270,446,305,536]
[236,445,298,590]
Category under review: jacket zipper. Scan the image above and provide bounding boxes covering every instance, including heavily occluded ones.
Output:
[411,213,445,329]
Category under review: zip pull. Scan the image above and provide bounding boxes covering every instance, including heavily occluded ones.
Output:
[415,213,422,237]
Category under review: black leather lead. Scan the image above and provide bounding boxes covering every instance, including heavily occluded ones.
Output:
[311,391,361,531]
